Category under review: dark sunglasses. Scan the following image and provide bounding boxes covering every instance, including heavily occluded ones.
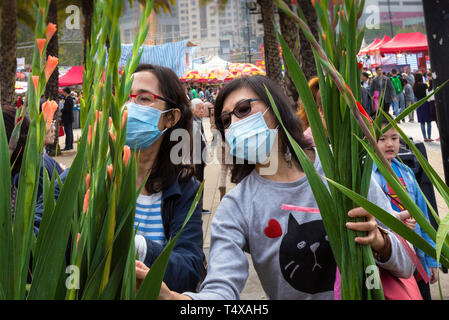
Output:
[220,98,263,129]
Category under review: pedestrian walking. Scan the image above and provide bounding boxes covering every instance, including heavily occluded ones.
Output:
[61,87,74,150]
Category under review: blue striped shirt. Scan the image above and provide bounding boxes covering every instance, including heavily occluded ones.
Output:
[135,193,166,245]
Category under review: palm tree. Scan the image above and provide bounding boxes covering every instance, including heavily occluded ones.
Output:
[46,0,61,155]
[297,0,319,80]
[279,0,300,110]
[0,0,17,108]
[257,0,284,91]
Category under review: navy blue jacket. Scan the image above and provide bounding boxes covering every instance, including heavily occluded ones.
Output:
[143,176,205,293]
[34,170,204,293]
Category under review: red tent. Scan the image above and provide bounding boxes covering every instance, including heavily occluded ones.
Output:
[358,38,381,55]
[59,66,83,87]
[368,35,391,54]
[379,32,428,54]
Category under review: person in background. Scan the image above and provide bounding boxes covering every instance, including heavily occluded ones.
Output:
[3,105,63,219]
[370,66,396,115]
[189,86,198,100]
[198,87,205,101]
[413,73,434,142]
[403,78,415,122]
[204,86,214,104]
[61,87,74,150]
[390,69,405,119]
[404,67,415,87]
[191,98,210,215]
[373,115,439,300]
[361,71,372,91]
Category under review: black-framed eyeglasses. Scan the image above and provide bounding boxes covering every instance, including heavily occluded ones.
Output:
[128,91,173,106]
[220,98,263,129]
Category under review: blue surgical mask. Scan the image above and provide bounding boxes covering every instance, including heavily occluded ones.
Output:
[225,109,278,163]
[125,102,172,151]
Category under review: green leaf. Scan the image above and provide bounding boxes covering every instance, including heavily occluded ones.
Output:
[0,102,14,299]
[28,122,89,299]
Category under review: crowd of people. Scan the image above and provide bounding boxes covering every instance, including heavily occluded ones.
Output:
[361,66,438,142]
[4,61,443,300]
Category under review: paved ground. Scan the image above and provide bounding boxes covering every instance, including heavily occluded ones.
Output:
[55,117,448,300]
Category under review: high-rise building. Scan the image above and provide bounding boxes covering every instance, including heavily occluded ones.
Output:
[119,0,265,64]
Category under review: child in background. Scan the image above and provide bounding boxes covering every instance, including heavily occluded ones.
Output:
[372,116,439,300]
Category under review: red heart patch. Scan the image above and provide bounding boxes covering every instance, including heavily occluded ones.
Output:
[264,219,282,238]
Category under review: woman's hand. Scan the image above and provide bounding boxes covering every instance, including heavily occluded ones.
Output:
[395,211,416,230]
[430,267,439,284]
[136,260,149,290]
[345,208,387,254]
[135,260,192,300]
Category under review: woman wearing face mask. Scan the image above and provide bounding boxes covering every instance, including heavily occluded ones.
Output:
[136,75,415,300]
[128,64,205,293]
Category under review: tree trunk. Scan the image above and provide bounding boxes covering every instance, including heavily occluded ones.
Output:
[279,1,300,110]
[81,0,93,65]
[0,0,17,108]
[46,0,61,156]
[257,0,284,91]
[297,0,319,80]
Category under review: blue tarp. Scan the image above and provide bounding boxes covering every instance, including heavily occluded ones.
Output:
[118,40,197,77]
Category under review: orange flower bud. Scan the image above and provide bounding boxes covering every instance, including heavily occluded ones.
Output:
[123,145,131,167]
[42,100,58,129]
[85,173,91,190]
[322,33,327,42]
[107,164,113,180]
[36,39,46,56]
[83,189,90,214]
[44,55,59,81]
[46,23,57,42]
[122,110,128,128]
[95,110,102,128]
[88,125,93,145]
[32,76,39,94]
[109,131,116,142]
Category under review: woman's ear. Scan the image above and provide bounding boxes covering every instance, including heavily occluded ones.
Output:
[165,108,181,129]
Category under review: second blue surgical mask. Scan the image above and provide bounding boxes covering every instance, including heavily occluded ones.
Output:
[224,108,278,163]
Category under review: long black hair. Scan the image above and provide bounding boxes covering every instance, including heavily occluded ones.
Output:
[133,64,194,193]
[214,75,313,183]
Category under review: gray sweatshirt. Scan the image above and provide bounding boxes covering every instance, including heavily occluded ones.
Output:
[185,153,415,300]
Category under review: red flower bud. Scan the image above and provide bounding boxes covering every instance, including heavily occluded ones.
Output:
[356,101,372,124]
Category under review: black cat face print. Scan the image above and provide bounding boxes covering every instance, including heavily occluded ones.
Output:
[279,214,336,294]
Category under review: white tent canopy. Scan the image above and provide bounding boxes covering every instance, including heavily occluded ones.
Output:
[195,56,230,71]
